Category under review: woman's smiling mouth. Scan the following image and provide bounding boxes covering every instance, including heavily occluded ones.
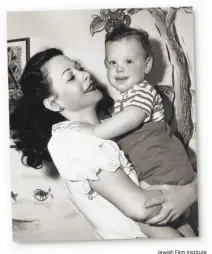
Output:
[84,82,96,93]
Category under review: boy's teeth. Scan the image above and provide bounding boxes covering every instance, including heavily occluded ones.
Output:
[116,77,128,80]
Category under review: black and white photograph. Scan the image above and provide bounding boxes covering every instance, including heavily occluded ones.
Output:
[7,7,198,242]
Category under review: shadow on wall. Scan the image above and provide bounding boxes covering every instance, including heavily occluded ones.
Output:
[146,39,167,87]
[43,161,60,179]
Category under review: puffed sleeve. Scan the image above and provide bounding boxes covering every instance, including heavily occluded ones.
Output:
[125,84,156,121]
[48,128,133,195]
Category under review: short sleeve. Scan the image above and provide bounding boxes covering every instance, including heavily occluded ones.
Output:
[125,84,155,121]
[48,128,133,195]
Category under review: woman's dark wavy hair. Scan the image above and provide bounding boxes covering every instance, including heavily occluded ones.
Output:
[10,48,66,169]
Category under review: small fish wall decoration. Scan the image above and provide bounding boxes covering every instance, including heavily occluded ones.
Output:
[34,188,54,201]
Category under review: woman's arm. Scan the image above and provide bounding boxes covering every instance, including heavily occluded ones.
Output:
[89,168,162,222]
[93,108,147,140]
[143,176,197,225]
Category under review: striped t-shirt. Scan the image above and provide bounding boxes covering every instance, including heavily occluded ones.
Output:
[114,81,164,123]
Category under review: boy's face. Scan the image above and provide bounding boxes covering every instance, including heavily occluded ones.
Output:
[105,37,152,93]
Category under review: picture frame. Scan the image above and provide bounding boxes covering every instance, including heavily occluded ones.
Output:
[8,38,30,91]
[8,38,30,147]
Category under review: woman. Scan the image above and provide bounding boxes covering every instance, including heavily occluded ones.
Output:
[10,48,197,239]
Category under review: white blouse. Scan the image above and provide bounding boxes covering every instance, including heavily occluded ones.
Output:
[48,121,147,239]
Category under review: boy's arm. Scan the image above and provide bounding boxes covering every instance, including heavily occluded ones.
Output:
[93,107,147,140]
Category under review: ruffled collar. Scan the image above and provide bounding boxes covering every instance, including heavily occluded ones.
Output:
[52,121,72,134]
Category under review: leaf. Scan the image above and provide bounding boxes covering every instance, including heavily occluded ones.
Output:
[100,9,110,18]
[127,8,143,15]
[90,16,106,36]
[92,14,100,19]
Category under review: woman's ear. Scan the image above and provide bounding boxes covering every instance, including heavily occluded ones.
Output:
[43,96,64,112]
[144,57,153,74]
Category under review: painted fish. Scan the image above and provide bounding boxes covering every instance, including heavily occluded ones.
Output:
[34,188,53,201]
[11,191,18,202]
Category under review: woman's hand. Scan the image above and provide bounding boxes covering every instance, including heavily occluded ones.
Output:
[144,179,197,225]
[67,122,94,135]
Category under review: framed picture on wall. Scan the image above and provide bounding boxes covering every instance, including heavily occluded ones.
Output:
[7,38,30,114]
[8,38,30,147]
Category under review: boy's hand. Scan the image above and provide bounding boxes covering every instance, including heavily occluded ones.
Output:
[68,122,94,135]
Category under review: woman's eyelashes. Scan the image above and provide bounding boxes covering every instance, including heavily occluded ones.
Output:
[68,75,75,81]
[66,73,75,82]
[66,66,85,82]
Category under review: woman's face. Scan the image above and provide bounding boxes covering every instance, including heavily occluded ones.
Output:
[44,55,102,111]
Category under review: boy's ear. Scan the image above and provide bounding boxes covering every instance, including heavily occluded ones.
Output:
[144,57,153,74]
[43,96,64,112]
[104,59,108,68]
